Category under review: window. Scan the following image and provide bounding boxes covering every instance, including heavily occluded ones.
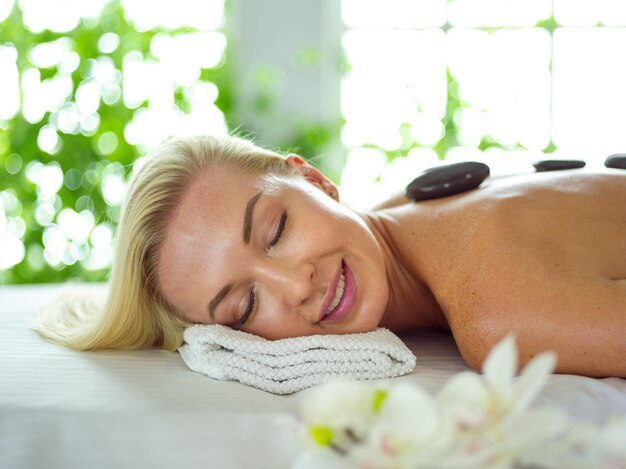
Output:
[340,0,626,208]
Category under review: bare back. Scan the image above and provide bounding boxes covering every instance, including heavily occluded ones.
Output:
[380,169,626,377]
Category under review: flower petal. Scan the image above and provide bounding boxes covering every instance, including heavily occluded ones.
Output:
[503,407,567,449]
[511,351,557,415]
[482,334,518,397]
[373,383,439,445]
[301,380,387,432]
[439,371,487,405]
[439,371,490,427]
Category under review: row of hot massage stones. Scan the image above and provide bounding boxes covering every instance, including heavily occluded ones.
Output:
[406,153,626,202]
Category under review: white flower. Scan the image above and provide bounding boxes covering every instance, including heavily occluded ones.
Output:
[295,335,626,469]
[300,380,389,452]
[351,383,456,468]
[439,334,557,427]
[435,335,562,466]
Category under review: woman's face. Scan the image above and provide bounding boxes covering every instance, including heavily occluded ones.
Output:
[157,164,389,339]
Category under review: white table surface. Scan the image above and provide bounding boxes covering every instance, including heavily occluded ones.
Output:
[1,283,625,469]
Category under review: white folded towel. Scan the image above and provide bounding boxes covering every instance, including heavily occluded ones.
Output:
[178,325,416,394]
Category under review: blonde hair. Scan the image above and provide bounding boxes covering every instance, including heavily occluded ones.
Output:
[33,134,292,351]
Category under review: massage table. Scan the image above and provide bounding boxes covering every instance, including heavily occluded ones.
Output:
[1,283,625,468]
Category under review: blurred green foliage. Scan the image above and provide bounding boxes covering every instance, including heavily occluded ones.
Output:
[0,0,233,284]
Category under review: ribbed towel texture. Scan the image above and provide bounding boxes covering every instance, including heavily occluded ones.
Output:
[178,325,417,394]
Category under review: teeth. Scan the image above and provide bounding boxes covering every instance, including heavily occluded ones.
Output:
[325,270,345,315]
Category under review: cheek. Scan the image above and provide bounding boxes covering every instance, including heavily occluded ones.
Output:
[363,277,388,322]
[246,314,308,340]
[317,212,365,247]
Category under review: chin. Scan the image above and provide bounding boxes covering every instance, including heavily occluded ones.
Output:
[351,307,386,334]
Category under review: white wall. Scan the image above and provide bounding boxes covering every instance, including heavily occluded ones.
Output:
[228,0,344,177]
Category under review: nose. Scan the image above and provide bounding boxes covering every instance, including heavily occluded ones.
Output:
[254,258,316,307]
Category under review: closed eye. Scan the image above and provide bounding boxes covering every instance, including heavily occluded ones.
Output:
[238,288,254,326]
[239,210,287,325]
[268,210,287,249]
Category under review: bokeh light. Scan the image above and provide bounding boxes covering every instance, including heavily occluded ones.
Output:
[552,27,626,156]
[0,0,14,22]
[98,32,120,54]
[20,0,109,33]
[342,0,446,28]
[339,0,626,202]
[0,45,19,120]
[340,147,388,210]
[554,0,626,26]
[341,28,447,152]
[1,0,228,282]
[448,0,551,27]
[120,0,224,31]
[0,190,26,269]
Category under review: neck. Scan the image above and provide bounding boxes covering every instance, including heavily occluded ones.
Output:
[358,210,449,332]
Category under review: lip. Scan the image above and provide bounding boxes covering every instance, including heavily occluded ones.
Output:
[319,261,343,322]
[319,259,356,323]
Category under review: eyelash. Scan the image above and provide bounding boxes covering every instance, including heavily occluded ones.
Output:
[238,210,288,325]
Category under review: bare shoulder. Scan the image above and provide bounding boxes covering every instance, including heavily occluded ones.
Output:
[451,261,626,376]
[383,169,626,377]
[445,170,626,377]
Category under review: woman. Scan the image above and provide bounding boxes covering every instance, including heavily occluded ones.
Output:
[35,134,626,378]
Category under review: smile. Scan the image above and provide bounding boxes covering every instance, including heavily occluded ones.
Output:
[321,260,356,322]
[326,269,345,315]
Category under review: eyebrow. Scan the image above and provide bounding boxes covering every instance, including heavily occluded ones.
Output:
[208,284,232,322]
[243,191,263,244]
[207,191,263,321]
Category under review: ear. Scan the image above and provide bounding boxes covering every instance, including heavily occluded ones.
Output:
[285,154,339,201]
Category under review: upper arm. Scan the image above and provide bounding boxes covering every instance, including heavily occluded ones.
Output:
[453,274,626,378]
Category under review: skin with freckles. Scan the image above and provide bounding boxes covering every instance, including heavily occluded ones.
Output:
[371,169,626,377]
[158,156,626,378]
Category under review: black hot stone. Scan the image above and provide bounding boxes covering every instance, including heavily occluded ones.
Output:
[605,154,626,170]
[533,159,586,172]
[405,161,490,202]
